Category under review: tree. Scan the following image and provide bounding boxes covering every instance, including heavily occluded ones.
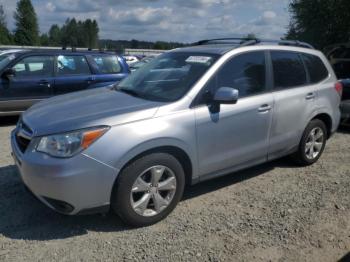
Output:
[286,0,350,49]
[40,33,49,46]
[61,18,78,47]
[14,0,39,45]
[88,19,99,49]
[59,18,99,48]
[0,5,12,44]
[245,33,257,40]
[131,39,139,49]
[48,24,61,46]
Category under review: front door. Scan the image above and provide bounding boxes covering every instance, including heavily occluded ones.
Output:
[194,51,273,177]
[0,55,54,113]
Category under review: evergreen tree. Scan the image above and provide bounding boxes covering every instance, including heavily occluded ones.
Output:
[286,0,350,48]
[90,19,99,48]
[48,24,61,46]
[40,33,49,46]
[14,0,39,45]
[61,18,82,47]
[0,5,11,44]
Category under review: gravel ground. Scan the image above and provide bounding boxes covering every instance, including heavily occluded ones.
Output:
[0,116,349,262]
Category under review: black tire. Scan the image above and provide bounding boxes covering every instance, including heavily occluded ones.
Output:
[291,119,327,166]
[111,152,185,227]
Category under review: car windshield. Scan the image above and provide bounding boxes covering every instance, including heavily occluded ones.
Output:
[0,53,18,71]
[117,52,219,102]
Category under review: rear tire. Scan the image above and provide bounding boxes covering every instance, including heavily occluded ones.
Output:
[291,119,327,166]
[111,153,185,227]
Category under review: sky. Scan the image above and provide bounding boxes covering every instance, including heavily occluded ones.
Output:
[0,0,291,43]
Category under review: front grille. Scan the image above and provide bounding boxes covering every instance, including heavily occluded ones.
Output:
[15,120,33,153]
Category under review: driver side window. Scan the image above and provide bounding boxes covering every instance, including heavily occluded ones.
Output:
[12,56,54,78]
[216,51,267,97]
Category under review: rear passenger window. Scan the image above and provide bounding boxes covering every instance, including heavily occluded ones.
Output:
[57,55,90,76]
[93,55,122,74]
[271,51,307,89]
[301,53,329,83]
[214,51,266,98]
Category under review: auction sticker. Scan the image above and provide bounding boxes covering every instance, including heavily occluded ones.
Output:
[186,56,212,64]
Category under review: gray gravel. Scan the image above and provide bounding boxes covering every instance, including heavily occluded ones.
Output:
[0,116,349,262]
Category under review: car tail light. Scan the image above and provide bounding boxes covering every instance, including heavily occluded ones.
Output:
[335,82,343,97]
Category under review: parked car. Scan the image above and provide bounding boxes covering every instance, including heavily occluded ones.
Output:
[325,43,350,123]
[0,50,129,116]
[123,55,140,65]
[0,49,24,62]
[129,56,156,72]
[11,39,341,227]
[339,79,350,124]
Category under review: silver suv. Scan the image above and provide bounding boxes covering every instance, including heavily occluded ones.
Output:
[11,39,341,226]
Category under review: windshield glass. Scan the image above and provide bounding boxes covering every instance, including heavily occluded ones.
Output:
[0,53,18,71]
[117,52,219,102]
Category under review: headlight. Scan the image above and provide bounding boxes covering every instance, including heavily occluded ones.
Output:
[36,126,109,158]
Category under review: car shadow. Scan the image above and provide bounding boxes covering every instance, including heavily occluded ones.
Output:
[0,158,292,241]
[337,125,350,134]
[0,116,19,127]
[338,252,350,262]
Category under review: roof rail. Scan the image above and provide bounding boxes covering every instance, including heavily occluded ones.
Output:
[265,39,315,49]
[194,38,259,46]
[193,38,314,49]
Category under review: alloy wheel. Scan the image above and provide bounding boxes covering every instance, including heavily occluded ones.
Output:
[305,127,325,160]
[130,165,177,217]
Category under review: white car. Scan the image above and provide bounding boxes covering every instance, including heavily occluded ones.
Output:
[123,55,140,65]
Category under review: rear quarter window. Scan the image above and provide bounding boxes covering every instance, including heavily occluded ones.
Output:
[93,55,122,74]
[301,53,329,83]
[271,51,307,89]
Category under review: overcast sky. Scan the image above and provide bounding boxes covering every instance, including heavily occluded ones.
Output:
[0,0,290,43]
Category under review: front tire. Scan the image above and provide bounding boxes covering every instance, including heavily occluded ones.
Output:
[111,153,185,227]
[291,119,327,166]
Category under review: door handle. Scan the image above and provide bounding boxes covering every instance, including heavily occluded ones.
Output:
[306,93,315,100]
[38,80,51,88]
[258,104,272,113]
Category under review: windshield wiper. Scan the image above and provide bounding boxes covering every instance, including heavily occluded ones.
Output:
[117,87,141,98]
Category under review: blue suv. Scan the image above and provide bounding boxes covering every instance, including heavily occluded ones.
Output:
[0,50,129,116]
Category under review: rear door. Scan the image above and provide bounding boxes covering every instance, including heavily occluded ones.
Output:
[0,55,54,113]
[53,54,94,95]
[268,50,317,159]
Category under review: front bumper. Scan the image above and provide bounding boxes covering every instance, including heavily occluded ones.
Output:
[11,129,119,215]
[340,100,350,124]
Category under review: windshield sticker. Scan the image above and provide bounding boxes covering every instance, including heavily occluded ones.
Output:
[186,56,212,64]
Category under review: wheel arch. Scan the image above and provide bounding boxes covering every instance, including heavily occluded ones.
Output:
[311,113,333,138]
[114,139,196,187]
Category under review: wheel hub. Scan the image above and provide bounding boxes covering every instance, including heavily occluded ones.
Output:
[150,186,157,194]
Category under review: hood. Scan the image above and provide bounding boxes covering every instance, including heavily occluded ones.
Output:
[23,87,162,136]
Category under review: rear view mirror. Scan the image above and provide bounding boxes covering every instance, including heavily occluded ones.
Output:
[2,68,16,80]
[213,87,239,104]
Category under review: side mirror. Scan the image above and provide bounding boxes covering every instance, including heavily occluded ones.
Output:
[213,87,239,104]
[2,68,16,80]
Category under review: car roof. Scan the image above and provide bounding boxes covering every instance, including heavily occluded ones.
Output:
[171,39,316,55]
[5,50,119,56]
